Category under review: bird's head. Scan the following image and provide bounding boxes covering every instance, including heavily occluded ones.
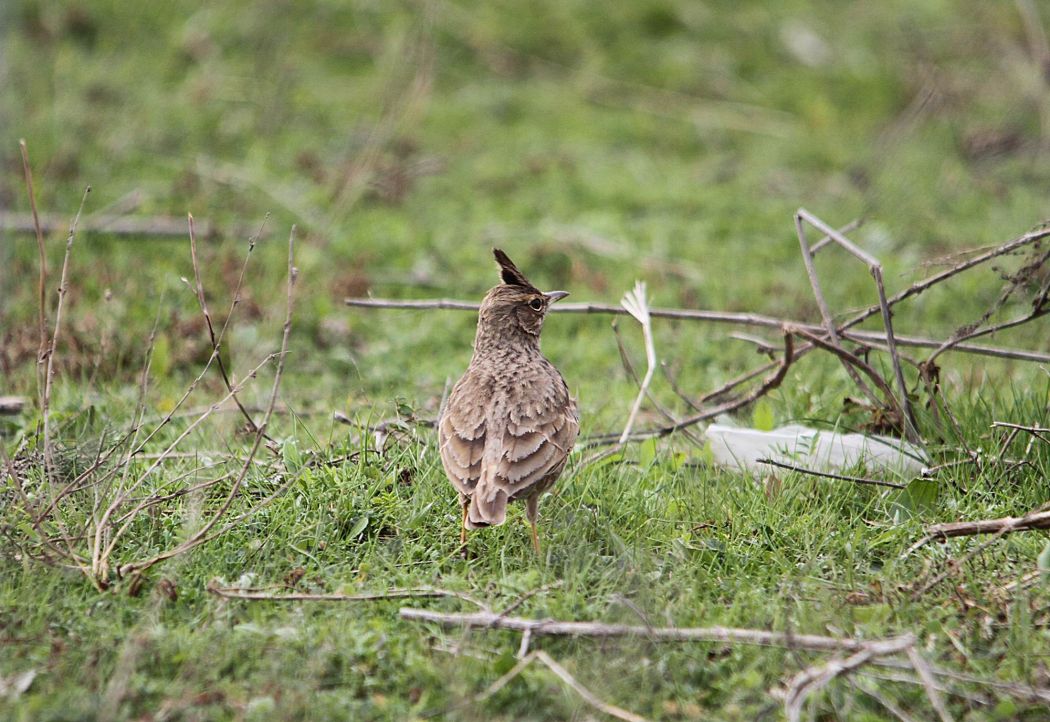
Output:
[475,249,569,348]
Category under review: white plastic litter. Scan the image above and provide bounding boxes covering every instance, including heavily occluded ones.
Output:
[705,423,926,477]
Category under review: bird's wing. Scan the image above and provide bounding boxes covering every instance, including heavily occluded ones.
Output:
[494,382,579,499]
[438,379,487,497]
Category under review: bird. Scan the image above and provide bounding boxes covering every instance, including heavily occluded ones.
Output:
[438,249,579,556]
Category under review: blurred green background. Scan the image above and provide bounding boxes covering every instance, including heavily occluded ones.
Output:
[2,2,1050,720]
[3,0,1048,417]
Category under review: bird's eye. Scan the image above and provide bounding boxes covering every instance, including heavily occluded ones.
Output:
[529,298,543,311]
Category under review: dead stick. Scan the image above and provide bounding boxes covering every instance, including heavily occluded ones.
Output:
[18,141,48,362]
[473,650,649,722]
[648,331,793,438]
[399,607,907,653]
[41,187,91,480]
[345,298,1050,364]
[784,634,916,722]
[924,510,1050,539]
[118,226,298,579]
[907,508,1050,595]
[992,421,1050,433]
[209,584,489,609]
[0,210,222,238]
[796,209,919,440]
[756,458,906,489]
[795,210,883,411]
[533,651,648,722]
[991,421,1050,446]
[924,244,1050,365]
[907,646,955,722]
[845,225,1050,330]
[612,325,702,446]
[188,213,265,438]
[788,326,907,425]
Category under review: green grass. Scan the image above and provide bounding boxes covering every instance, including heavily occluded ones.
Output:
[2,0,1050,719]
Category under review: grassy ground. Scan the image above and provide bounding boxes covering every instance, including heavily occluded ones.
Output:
[2,0,1050,719]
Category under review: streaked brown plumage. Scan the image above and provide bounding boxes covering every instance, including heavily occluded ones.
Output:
[438,249,578,555]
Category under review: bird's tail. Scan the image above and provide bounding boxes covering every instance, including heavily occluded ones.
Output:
[466,484,508,529]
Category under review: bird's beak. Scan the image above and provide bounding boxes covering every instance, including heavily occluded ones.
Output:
[544,290,570,304]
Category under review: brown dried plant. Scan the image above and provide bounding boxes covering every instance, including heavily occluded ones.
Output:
[3,149,299,591]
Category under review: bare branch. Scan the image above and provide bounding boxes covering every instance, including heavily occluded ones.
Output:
[991,421,1050,446]
[783,634,916,722]
[795,209,919,440]
[796,210,883,409]
[1,444,90,570]
[0,209,226,238]
[613,327,702,446]
[646,331,794,439]
[41,186,91,478]
[844,224,1050,330]
[473,650,650,722]
[348,218,1050,454]
[18,140,48,363]
[923,509,1050,539]
[907,507,1050,596]
[345,297,1050,364]
[907,646,955,722]
[208,584,489,610]
[756,458,906,489]
[534,651,649,722]
[924,243,1050,366]
[788,325,908,430]
[188,213,266,438]
[117,226,299,579]
[399,607,905,653]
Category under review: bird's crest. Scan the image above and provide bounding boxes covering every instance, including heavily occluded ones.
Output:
[493,248,536,290]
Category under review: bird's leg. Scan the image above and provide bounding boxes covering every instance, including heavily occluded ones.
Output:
[525,496,541,557]
[529,519,541,556]
[460,498,470,559]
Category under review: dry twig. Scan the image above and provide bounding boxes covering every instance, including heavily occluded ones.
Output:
[208,583,489,610]
[907,506,1050,597]
[795,209,918,440]
[345,298,1050,364]
[475,650,649,722]
[18,140,48,363]
[0,209,224,238]
[400,608,896,653]
[645,331,794,439]
[782,633,916,722]
[906,646,955,722]
[7,188,300,588]
[924,243,1050,367]
[756,458,906,489]
[41,187,91,479]
[991,421,1050,446]
[581,283,665,465]
[348,218,1050,453]
[612,326,703,446]
[921,508,1050,541]
[188,213,266,438]
[116,226,299,580]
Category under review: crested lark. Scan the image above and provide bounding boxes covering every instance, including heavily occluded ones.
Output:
[438,249,578,555]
